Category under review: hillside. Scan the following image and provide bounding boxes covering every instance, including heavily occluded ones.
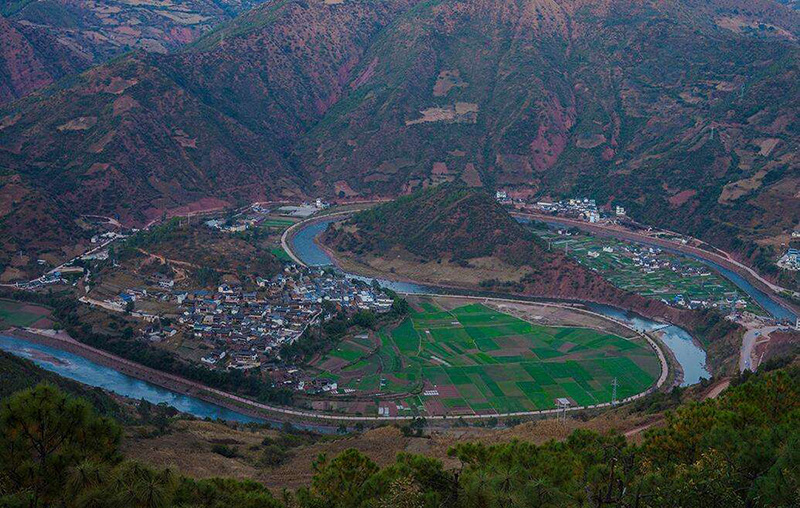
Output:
[0,0,420,276]
[297,0,799,269]
[2,361,798,506]
[0,0,272,104]
[322,185,652,302]
[0,0,798,284]
[0,16,90,104]
[323,184,544,263]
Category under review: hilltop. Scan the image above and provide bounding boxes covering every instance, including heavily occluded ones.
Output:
[323,185,544,264]
[323,185,642,301]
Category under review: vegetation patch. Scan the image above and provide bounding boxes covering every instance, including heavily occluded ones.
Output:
[312,299,659,415]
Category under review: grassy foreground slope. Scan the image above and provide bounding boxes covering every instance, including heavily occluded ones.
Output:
[1,360,797,507]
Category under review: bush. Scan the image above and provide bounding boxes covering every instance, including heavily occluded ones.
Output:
[211,444,239,458]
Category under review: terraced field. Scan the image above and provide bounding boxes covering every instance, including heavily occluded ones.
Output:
[311,299,660,417]
[530,228,761,314]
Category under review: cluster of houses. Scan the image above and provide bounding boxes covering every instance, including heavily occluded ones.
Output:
[581,242,750,311]
[171,266,393,373]
[495,192,626,224]
[777,248,800,271]
[529,197,626,223]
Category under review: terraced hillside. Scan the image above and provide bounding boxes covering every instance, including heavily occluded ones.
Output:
[1,0,798,284]
[0,0,272,104]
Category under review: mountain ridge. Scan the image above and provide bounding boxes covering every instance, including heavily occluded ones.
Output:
[0,0,797,284]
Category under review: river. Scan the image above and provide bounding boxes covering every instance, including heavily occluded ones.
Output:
[291,218,711,385]
[0,334,261,423]
[0,216,726,423]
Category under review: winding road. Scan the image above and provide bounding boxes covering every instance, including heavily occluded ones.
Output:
[739,326,786,373]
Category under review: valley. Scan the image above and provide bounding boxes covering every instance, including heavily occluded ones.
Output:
[0,0,799,504]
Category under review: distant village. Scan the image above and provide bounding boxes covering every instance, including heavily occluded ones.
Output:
[495,191,627,225]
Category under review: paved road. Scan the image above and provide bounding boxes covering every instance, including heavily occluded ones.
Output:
[624,378,730,438]
[512,211,796,300]
[739,326,785,373]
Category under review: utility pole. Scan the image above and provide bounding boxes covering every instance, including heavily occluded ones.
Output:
[557,399,569,426]
[611,378,618,406]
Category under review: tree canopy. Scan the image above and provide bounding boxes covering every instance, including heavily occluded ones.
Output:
[1,365,798,507]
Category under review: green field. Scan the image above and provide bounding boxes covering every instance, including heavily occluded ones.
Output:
[0,300,47,327]
[270,246,293,262]
[313,299,660,416]
[531,228,761,314]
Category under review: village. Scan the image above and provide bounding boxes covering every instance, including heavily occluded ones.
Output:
[532,225,760,314]
[178,266,394,372]
[495,191,627,225]
[5,199,408,395]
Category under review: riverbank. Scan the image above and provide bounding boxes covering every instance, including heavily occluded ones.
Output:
[1,285,671,424]
[513,212,799,321]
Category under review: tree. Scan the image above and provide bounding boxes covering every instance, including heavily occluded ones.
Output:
[0,384,122,506]
[307,450,379,508]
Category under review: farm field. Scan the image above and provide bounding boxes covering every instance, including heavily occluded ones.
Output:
[309,299,660,417]
[0,299,53,328]
[530,227,761,315]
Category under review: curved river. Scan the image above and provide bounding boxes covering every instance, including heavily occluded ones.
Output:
[292,218,710,386]
[0,334,261,423]
[3,215,746,424]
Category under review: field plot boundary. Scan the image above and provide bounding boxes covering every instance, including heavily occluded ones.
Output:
[308,295,669,418]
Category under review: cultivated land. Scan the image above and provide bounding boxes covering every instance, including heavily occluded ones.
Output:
[309,297,660,416]
[0,299,52,328]
[531,227,761,314]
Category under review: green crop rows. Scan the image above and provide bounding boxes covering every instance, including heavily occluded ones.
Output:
[315,299,660,416]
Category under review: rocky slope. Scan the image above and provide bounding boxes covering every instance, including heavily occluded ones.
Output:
[0,15,90,104]
[0,0,421,274]
[0,0,272,104]
[298,0,799,262]
[0,0,797,282]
